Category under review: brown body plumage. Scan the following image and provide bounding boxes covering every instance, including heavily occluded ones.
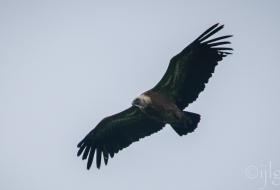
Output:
[138,91,189,125]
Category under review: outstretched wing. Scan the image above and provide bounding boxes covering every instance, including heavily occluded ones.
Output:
[153,23,233,110]
[77,106,165,169]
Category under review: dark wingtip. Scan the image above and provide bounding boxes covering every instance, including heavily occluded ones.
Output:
[77,141,83,148]
[82,146,90,160]
[103,147,109,165]
[77,150,82,157]
[87,148,95,170]
[96,148,102,169]
[77,145,86,157]
[198,25,224,42]
[213,47,233,51]
[87,163,92,170]
[203,35,233,44]
[195,23,221,42]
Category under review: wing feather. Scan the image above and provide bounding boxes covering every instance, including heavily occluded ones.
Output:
[103,145,109,165]
[198,24,224,42]
[87,145,95,170]
[153,23,233,109]
[203,35,232,44]
[82,145,90,160]
[77,106,165,169]
[96,145,102,169]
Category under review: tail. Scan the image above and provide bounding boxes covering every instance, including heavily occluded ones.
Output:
[171,111,201,136]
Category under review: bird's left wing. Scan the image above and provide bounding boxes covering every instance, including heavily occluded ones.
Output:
[77,106,165,169]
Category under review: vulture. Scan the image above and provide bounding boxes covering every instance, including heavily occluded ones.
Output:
[77,23,233,170]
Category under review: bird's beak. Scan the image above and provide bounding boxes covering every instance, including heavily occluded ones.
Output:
[131,101,135,106]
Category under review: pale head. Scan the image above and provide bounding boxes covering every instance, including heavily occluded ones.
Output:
[131,94,151,108]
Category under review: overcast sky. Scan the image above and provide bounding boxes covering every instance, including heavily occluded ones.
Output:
[1,1,280,190]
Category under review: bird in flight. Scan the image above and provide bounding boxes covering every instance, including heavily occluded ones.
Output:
[77,23,233,170]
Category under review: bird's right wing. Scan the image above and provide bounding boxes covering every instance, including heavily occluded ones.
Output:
[77,106,165,170]
[153,23,233,110]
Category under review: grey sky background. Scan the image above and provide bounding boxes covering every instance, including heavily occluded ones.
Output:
[1,1,280,189]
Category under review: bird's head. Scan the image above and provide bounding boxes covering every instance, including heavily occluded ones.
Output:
[132,97,143,107]
[132,95,151,108]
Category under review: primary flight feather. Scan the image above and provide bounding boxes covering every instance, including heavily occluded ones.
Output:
[77,23,233,170]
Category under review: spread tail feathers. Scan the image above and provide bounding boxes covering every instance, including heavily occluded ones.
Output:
[171,111,201,136]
